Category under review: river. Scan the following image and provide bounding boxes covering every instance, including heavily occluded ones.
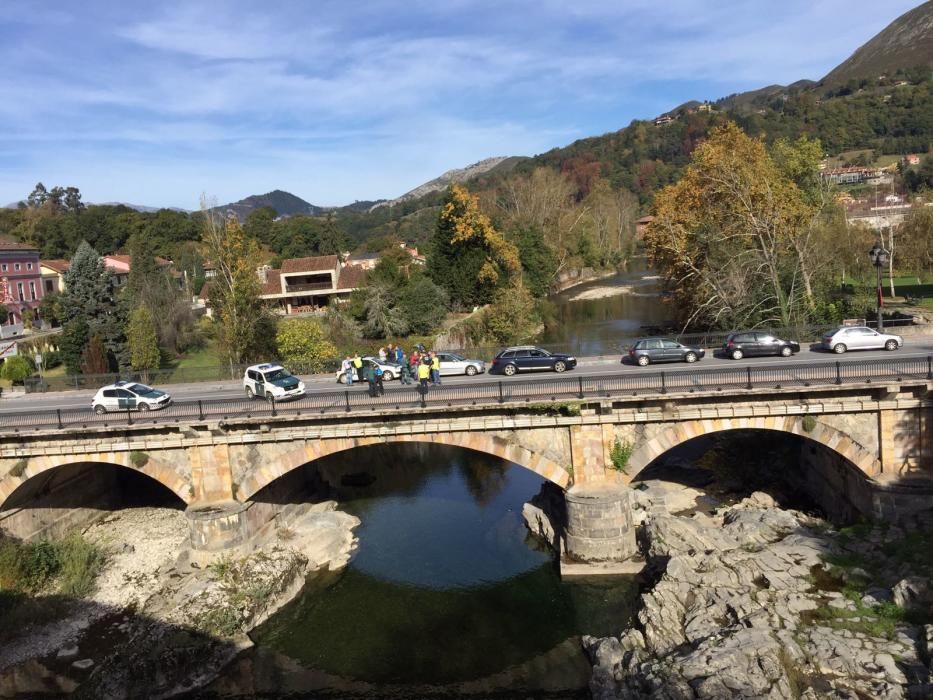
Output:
[210,444,639,697]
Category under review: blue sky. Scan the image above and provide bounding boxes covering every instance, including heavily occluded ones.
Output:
[0,1,920,209]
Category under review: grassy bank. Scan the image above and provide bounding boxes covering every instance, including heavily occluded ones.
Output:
[0,534,106,639]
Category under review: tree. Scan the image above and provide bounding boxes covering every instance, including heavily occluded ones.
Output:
[360,283,409,338]
[59,317,89,374]
[483,281,539,344]
[80,335,109,375]
[200,198,270,372]
[429,184,521,308]
[397,276,449,334]
[275,318,338,373]
[0,303,7,324]
[127,306,160,373]
[39,292,64,327]
[0,355,35,383]
[897,205,933,275]
[62,241,127,370]
[645,122,814,330]
[244,207,277,246]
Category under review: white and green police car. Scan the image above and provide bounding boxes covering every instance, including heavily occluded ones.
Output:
[243,363,306,401]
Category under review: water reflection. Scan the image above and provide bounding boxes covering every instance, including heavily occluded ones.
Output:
[241,444,638,694]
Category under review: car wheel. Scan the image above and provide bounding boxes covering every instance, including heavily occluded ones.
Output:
[780,346,793,357]
[637,355,650,367]
[382,371,394,381]
[246,386,255,399]
[833,343,847,354]
[884,339,898,351]
[684,352,698,363]
[553,361,566,373]
[94,405,107,415]
[465,365,478,376]
[503,364,518,376]
[731,349,743,360]
[138,403,150,412]
[337,374,347,385]
[265,391,275,402]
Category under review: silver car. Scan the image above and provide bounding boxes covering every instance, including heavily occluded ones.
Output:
[436,352,486,377]
[821,326,903,354]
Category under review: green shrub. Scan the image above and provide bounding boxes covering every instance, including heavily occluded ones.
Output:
[129,451,149,469]
[802,415,816,433]
[57,535,105,597]
[610,437,634,473]
[9,459,28,478]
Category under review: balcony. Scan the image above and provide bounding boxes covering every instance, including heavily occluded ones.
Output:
[284,281,335,293]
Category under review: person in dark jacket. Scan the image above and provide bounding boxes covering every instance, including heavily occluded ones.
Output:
[362,362,377,397]
[374,364,385,396]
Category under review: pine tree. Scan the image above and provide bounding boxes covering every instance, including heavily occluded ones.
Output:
[80,335,109,375]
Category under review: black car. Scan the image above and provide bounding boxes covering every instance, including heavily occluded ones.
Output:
[491,346,577,376]
[627,338,705,366]
[722,332,800,360]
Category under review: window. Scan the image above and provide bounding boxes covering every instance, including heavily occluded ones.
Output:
[26,263,33,270]
[103,389,117,398]
[116,389,134,398]
[29,281,36,300]
[514,350,531,358]
[662,340,681,348]
[0,264,6,272]
[14,263,20,271]
[44,280,54,293]
[16,282,24,302]
[646,340,662,350]
[529,350,546,357]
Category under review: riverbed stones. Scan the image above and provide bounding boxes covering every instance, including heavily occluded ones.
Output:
[584,490,933,699]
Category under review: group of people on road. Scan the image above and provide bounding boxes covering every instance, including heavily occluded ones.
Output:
[340,343,443,398]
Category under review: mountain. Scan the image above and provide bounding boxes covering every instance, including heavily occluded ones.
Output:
[97,202,189,213]
[368,157,524,211]
[822,0,933,86]
[215,189,324,221]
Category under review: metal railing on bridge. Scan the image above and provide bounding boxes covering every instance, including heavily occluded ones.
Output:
[2,355,931,435]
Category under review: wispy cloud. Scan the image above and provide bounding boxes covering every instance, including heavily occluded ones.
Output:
[0,0,921,207]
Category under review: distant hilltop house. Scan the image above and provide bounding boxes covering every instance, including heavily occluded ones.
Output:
[904,154,921,166]
[820,166,884,185]
[635,215,655,240]
[653,115,675,127]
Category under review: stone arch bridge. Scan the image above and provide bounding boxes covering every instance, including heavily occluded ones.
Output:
[1,377,930,560]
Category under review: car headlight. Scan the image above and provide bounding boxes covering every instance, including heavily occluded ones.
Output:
[298,382,305,391]
[567,356,576,361]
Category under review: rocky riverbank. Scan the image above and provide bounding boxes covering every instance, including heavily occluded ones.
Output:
[0,502,359,698]
[584,487,933,699]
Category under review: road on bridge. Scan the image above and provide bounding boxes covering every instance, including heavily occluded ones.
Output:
[1,343,931,417]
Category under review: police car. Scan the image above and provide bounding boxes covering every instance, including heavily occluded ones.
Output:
[92,381,172,414]
[243,363,306,401]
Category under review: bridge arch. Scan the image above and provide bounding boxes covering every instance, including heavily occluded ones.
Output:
[625,416,881,482]
[236,433,570,502]
[0,453,192,511]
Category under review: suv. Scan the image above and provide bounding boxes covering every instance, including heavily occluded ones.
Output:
[244,363,306,401]
[722,332,800,360]
[627,338,704,366]
[820,326,903,354]
[491,347,577,376]
[92,381,172,414]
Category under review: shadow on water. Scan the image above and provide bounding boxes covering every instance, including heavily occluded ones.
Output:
[234,443,640,696]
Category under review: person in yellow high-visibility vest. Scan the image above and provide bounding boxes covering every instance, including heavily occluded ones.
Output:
[430,351,441,385]
[417,360,431,390]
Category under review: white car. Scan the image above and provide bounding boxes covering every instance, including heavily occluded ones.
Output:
[244,363,305,401]
[336,357,401,384]
[436,352,486,377]
[92,381,172,414]
[820,326,903,354]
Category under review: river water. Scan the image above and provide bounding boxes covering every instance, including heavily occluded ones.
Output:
[213,444,638,698]
[208,269,661,697]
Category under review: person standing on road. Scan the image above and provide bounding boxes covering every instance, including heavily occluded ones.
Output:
[418,359,431,391]
[342,356,354,386]
[378,346,387,362]
[362,362,376,397]
[374,364,385,396]
[430,351,441,385]
[400,353,412,385]
[352,353,363,379]
[395,345,404,364]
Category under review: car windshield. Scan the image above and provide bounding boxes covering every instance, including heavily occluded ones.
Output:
[124,383,149,393]
[264,369,291,382]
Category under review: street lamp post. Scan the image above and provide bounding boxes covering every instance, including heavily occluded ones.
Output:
[868,242,889,332]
